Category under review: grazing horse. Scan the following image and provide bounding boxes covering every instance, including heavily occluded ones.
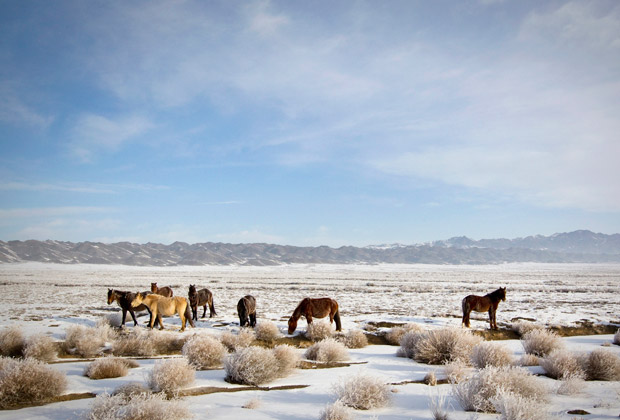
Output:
[188,284,217,321]
[151,282,173,297]
[288,297,341,334]
[462,287,506,330]
[107,289,160,327]
[237,295,257,328]
[131,292,194,331]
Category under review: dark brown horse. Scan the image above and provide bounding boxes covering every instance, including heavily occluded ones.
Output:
[288,297,341,334]
[107,289,161,328]
[151,282,173,297]
[188,284,217,320]
[237,295,256,328]
[462,287,506,330]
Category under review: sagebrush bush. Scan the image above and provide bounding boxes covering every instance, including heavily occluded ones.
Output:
[23,334,57,362]
[337,329,368,349]
[112,382,151,398]
[581,348,620,381]
[452,366,547,413]
[333,373,392,410]
[254,321,281,343]
[521,329,563,357]
[273,344,300,376]
[556,374,584,395]
[511,320,542,337]
[402,327,482,365]
[0,357,67,409]
[424,370,438,386]
[87,392,193,420]
[384,323,424,345]
[224,346,279,385]
[64,323,116,358]
[148,358,195,395]
[491,389,549,420]
[318,400,354,420]
[304,338,349,363]
[471,341,513,369]
[182,334,226,369]
[113,329,156,357]
[306,321,333,342]
[443,360,470,384]
[517,353,539,367]
[540,349,584,380]
[84,357,137,379]
[0,326,25,358]
[221,329,255,352]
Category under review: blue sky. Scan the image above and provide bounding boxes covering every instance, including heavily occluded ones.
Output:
[1,0,619,247]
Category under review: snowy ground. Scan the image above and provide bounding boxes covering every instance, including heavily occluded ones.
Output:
[1,262,619,419]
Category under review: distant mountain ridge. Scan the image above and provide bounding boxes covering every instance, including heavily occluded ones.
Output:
[1,230,619,266]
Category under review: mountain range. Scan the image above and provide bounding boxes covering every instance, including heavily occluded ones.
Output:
[1,230,619,266]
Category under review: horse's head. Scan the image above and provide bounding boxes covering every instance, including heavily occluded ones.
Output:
[107,289,114,305]
[150,283,157,292]
[499,287,506,301]
[131,292,145,307]
[189,284,196,294]
[287,317,297,335]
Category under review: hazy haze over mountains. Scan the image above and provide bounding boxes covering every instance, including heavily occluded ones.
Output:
[1,230,619,266]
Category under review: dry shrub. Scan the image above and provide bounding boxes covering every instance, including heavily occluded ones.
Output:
[148,358,195,395]
[151,331,186,355]
[511,320,542,337]
[491,389,550,420]
[254,321,281,343]
[384,323,424,345]
[221,329,255,352]
[242,398,261,409]
[318,400,354,420]
[0,357,67,409]
[338,329,368,349]
[84,357,137,379]
[556,374,585,395]
[87,392,193,420]
[306,321,333,342]
[444,360,470,384]
[614,329,620,346]
[0,326,25,358]
[333,373,392,410]
[581,348,620,381]
[540,349,584,380]
[224,346,279,385]
[64,323,116,358]
[518,354,539,367]
[424,370,438,386]
[452,366,547,413]
[403,327,482,365]
[521,329,563,357]
[112,382,151,398]
[182,334,226,369]
[113,329,156,357]
[429,389,450,420]
[23,334,57,362]
[273,344,300,376]
[304,338,349,363]
[471,342,513,369]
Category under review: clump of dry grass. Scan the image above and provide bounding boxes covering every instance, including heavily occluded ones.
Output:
[521,329,563,357]
[517,354,540,367]
[84,356,138,379]
[491,389,550,420]
[613,329,620,346]
[0,326,25,358]
[429,389,450,420]
[63,323,117,358]
[0,357,67,409]
[113,329,156,357]
[23,334,57,362]
[424,371,438,386]
[112,382,151,398]
[540,349,584,380]
[221,329,255,352]
[556,374,585,396]
[304,338,349,363]
[318,400,354,420]
[384,323,424,345]
[273,344,300,376]
[402,327,482,365]
[182,334,226,369]
[511,320,542,337]
[337,329,368,349]
[148,358,195,396]
[444,360,470,384]
[254,321,281,343]
[452,366,547,413]
[224,346,279,385]
[471,341,514,369]
[580,348,620,381]
[86,391,193,420]
[306,321,333,342]
[333,373,392,410]
[242,398,262,409]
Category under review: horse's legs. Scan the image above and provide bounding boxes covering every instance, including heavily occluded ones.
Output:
[156,313,164,330]
[121,308,128,326]
[306,314,313,327]
[180,309,186,332]
[191,304,197,321]
[202,304,207,319]
[463,310,470,328]
[488,307,496,330]
[334,311,342,331]
[129,309,139,326]
[250,313,256,328]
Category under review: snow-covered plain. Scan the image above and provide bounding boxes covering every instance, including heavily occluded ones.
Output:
[1,262,619,419]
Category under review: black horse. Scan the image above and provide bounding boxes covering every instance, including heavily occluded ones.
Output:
[237,295,256,327]
[188,284,217,321]
[107,289,160,328]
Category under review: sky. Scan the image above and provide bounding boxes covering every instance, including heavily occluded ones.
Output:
[0,0,619,247]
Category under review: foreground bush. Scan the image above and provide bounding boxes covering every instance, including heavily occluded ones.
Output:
[113,329,184,357]
[581,349,620,381]
[540,349,584,380]
[0,357,67,409]
[337,329,368,349]
[318,400,354,420]
[306,321,333,342]
[64,323,116,358]
[23,334,57,362]
[87,392,193,420]
[182,334,226,369]
[511,320,542,337]
[304,338,349,363]
[224,346,279,385]
[273,344,301,376]
[402,327,481,365]
[471,342,513,368]
[453,366,547,413]
[84,357,138,379]
[333,373,391,410]
[0,326,25,358]
[148,358,195,395]
[385,323,424,346]
[221,329,255,352]
[491,389,550,420]
[254,321,281,343]
[521,329,563,357]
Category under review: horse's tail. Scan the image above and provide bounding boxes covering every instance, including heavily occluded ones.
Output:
[209,293,217,317]
[461,297,470,327]
[334,309,342,331]
[185,300,195,328]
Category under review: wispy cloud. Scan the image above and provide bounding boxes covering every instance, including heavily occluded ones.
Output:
[0,181,169,194]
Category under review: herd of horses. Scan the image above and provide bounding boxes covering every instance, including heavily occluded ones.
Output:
[107,282,507,333]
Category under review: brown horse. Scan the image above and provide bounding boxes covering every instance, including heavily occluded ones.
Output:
[288,297,341,334]
[151,282,173,297]
[462,287,506,330]
[107,289,161,328]
[131,292,194,331]
[188,284,217,320]
[237,295,256,328]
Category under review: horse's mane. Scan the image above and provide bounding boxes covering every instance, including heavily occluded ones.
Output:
[291,298,308,320]
[486,287,505,301]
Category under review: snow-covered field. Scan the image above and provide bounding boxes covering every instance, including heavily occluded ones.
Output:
[1,262,619,419]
